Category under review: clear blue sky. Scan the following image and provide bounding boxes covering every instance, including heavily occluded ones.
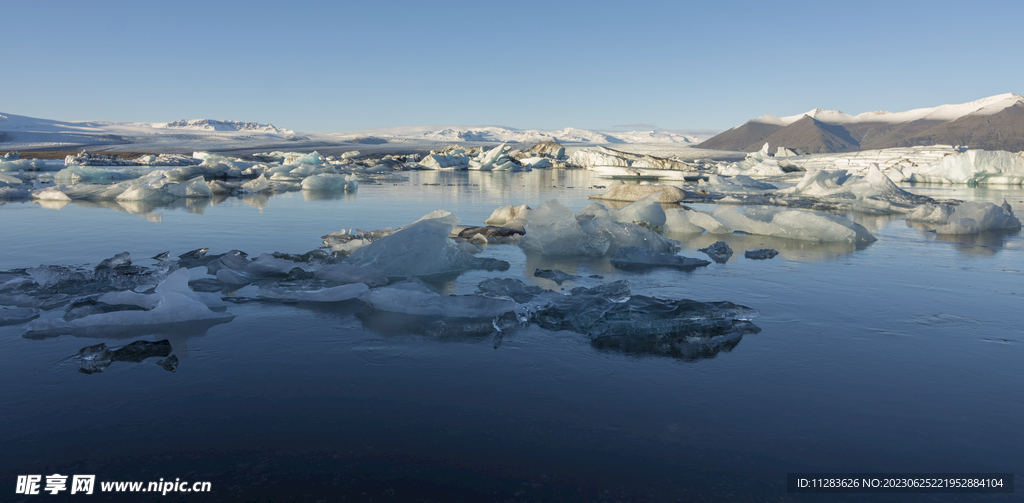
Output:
[3,0,1021,132]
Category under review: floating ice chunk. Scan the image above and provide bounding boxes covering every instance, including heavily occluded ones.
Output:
[116,185,173,202]
[166,176,214,198]
[906,203,956,224]
[579,217,676,253]
[485,204,531,227]
[590,184,687,203]
[934,201,1021,234]
[241,174,271,192]
[0,307,39,326]
[32,187,72,201]
[283,151,324,165]
[419,151,470,170]
[608,192,667,227]
[0,158,65,172]
[312,264,387,287]
[522,200,675,256]
[520,200,610,256]
[534,269,579,285]
[518,157,552,168]
[358,279,518,318]
[709,206,876,243]
[905,149,1024,185]
[55,165,140,184]
[245,253,307,278]
[699,174,777,193]
[779,165,929,213]
[699,241,733,263]
[934,218,979,235]
[344,210,508,276]
[260,283,368,302]
[0,172,24,185]
[27,268,233,333]
[610,247,710,270]
[716,158,788,177]
[301,173,358,192]
[664,208,731,234]
[745,249,778,260]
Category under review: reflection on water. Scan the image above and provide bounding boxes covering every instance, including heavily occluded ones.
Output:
[668,231,868,262]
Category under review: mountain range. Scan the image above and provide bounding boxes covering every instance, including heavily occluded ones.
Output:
[698,93,1024,153]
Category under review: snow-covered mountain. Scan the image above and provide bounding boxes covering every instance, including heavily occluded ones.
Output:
[700,93,1024,153]
[750,93,1024,126]
[0,112,717,153]
[329,125,709,145]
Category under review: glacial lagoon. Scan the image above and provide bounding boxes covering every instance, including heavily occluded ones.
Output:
[2,169,1022,501]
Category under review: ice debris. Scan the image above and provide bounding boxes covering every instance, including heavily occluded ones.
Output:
[744,249,779,260]
[609,247,710,270]
[25,268,234,335]
[76,340,174,374]
[699,241,733,263]
[534,269,580,285]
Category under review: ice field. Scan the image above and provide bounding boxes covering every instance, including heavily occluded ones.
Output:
[2,149,1023,501]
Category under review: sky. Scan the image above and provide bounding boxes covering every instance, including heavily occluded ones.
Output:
[2,0,1022,132]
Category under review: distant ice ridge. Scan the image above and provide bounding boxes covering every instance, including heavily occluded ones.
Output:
[160,119,291,134]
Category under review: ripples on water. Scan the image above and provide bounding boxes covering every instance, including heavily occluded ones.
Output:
[1,170,1022,501]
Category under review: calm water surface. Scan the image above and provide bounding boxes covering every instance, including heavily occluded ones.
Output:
[1,170,1021,502]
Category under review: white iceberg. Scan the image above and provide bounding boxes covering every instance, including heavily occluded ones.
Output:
[905,150,1024,185]
[934,202,1021,234]
[301,173,358,192]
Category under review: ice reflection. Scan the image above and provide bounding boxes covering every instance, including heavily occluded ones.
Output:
[669,232,870,262]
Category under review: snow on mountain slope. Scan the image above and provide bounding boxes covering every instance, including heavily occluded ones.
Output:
[1,112,716,154]
[752,93,1024,126]
[329,125,706,144]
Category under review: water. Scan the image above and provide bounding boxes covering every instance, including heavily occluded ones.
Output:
[2,170,1022,502]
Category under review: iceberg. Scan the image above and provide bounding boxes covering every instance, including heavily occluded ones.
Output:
[664,208,728,234]
[520,200,676,256]
[905,150,1024,185]
[165,176,214,198]
[779,165,931,213]
[699,174,777,193]
[590,183,688,203]
[934,202,1021,234]
[343,210,509,277]
[578,192,667,227]
[484,204,532,228]
[301,173,358,192]
[709,206,876,243]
